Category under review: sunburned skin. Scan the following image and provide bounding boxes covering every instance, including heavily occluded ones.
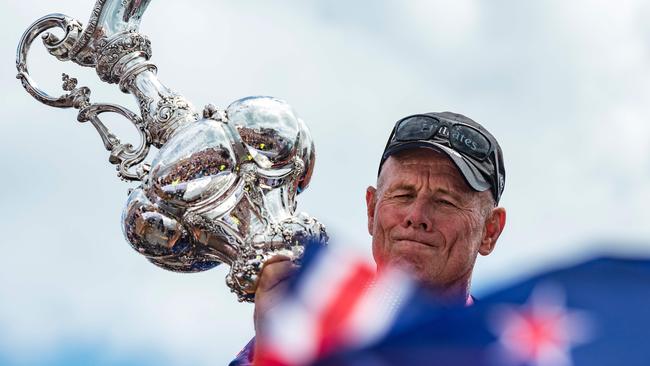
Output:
[366,148,505,304]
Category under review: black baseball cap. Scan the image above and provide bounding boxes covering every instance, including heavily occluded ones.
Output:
[378,112,505,204]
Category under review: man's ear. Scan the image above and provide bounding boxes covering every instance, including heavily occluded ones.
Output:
[479,207,506,256]
[366,186,377,236]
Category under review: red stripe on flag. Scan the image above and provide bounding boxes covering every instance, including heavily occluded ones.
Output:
[315,262,375,356]
[255,349,293,366]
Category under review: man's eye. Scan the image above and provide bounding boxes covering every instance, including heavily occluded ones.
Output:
[394,193,413,199]
[437,199,454,206]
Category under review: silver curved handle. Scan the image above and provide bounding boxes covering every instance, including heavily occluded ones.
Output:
[77,103,151,181]
[16,14,87,109]
[16,11,154,182]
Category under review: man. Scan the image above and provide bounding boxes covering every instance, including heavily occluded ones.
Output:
[231,111,507,365]
[366,111,506,306]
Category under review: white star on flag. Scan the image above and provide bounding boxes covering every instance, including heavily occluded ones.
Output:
[488,284,594,366]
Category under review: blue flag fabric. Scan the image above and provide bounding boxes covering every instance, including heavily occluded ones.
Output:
[310,255,650,366]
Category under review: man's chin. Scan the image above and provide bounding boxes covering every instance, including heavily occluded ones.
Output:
[382,258,445,288]
[384,254,426,274]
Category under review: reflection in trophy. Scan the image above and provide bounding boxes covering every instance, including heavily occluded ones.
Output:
[16,0,328,302]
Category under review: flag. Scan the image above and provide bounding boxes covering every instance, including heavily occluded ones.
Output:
[255,243,419,365]
[256,243,650,366]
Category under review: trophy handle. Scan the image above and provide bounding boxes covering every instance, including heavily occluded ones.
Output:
[16,14,87,109]
[16,14,151,181]
[77,103,151,181]
[16,0,196,181]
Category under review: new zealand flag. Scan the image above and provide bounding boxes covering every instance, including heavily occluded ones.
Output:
[256,243,650,366]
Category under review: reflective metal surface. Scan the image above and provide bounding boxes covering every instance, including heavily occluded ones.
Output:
[17,0,327,302]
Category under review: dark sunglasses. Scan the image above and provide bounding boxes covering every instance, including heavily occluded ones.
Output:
[391,115,493,161]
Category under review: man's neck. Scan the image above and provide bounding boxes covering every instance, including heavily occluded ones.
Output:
[374,266,473,306]
[424,280,473,307]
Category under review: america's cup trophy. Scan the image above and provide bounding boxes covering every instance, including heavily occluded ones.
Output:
[16,0,328,302]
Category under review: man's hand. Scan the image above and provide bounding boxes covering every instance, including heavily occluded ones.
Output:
[254,255,299,335]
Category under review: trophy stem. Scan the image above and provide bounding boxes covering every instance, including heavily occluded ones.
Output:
[94,30,200,148]
[122,68,199,148]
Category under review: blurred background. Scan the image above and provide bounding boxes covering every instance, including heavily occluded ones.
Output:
[2,0,650,365]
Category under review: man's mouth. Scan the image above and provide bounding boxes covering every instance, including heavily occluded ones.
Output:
[393,238,437,248]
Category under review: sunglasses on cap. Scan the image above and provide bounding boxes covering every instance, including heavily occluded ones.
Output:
[381,113,504,204]
[390,115,493,161]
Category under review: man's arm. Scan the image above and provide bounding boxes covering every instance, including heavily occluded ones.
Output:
[230,256,298,365]
[254,256,298,332]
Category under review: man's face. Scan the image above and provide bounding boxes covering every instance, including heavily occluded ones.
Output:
[366,149,501,292]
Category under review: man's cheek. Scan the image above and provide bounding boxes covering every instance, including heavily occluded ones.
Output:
[372,239,390,267]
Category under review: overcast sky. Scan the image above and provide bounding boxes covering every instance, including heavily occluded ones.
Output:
[2,1,650,365]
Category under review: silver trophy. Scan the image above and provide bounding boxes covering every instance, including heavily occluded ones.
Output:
[16,0,328,302]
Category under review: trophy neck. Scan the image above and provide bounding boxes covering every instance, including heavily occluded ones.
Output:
[128,72,199,148]
[93,29,199,147]
[117,52,199,148]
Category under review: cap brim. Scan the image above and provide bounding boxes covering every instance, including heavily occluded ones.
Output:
[383,142,491,192]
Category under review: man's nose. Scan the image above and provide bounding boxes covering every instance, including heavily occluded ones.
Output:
[403,198,433,231]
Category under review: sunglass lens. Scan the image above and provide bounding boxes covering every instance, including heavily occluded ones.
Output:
[449,125,491,159]
[395,116,438,141]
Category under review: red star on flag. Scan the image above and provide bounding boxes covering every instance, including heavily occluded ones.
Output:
[488,284,594,366]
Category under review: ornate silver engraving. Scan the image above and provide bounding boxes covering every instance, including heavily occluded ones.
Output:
[149,94,200,147]
[96,31,151,83]
[68,0,107,65]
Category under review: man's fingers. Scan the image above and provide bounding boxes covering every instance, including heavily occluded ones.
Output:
[257,256,298,292]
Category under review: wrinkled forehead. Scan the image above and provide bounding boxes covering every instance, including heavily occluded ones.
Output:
[378,149,471,192]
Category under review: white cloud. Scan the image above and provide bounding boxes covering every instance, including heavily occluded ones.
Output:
[393,0,479,47]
